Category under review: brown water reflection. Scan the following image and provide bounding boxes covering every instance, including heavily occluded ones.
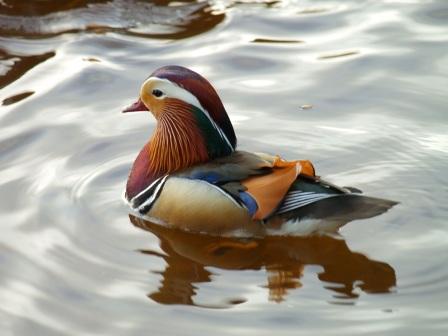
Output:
[0,0,107,16]
[0,50,55,89]
[0,0,224,40]
[131,215,396,307]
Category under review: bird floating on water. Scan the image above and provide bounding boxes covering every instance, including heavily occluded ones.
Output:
[123,65,396,236]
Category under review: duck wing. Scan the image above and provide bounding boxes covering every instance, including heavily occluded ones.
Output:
[175,150,273,183]
[174,151,321,220]
[274,177,398,223]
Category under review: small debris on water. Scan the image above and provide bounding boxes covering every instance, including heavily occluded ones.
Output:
[300,104,313,110]
[83,57,101,62]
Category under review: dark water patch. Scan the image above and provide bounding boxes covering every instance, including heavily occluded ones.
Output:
[0,0,107,16]
[318,50,360,60]
[251,38,304,44]
[233,0,282,9]
[2,90,34,105]
[0,0,223,40]
[297,8,330,15]
[125,6,225,40]
[83,57,101,63]
[0,50,55,89]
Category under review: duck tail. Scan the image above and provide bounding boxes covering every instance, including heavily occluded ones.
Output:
[279,194,398,223]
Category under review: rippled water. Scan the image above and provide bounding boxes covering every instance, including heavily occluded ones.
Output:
[1,0,447,334]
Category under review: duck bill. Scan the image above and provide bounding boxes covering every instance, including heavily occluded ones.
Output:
[122,98,149,113]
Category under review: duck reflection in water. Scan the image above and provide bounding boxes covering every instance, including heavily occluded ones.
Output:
[130,215,396,307]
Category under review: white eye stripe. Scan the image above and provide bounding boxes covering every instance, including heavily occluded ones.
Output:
[143,77,203,109]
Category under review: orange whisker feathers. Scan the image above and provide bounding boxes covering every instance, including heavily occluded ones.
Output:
[147,99,208,175]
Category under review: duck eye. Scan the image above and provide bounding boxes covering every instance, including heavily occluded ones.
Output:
[152,89,163,98]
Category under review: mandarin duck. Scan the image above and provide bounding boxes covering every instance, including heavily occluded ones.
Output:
[123,65,396,236]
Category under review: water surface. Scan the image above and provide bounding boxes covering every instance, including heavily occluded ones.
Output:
[1,0,448,335]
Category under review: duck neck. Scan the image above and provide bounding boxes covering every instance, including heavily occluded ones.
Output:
[126,100,236,200]
[126,107,209,200]
[147,102,210,175]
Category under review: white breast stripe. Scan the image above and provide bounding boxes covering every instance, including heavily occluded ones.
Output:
[131,175,164,204]
[137,175,169,213]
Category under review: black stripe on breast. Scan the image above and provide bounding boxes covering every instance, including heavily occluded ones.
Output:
[129,175,168,211]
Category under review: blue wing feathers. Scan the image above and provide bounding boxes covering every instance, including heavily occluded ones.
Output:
[238,191,258,216]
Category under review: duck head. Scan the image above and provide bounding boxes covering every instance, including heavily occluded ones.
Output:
[124,66,237,198]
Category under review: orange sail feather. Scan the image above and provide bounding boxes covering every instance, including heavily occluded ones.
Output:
[242,158,315,220]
